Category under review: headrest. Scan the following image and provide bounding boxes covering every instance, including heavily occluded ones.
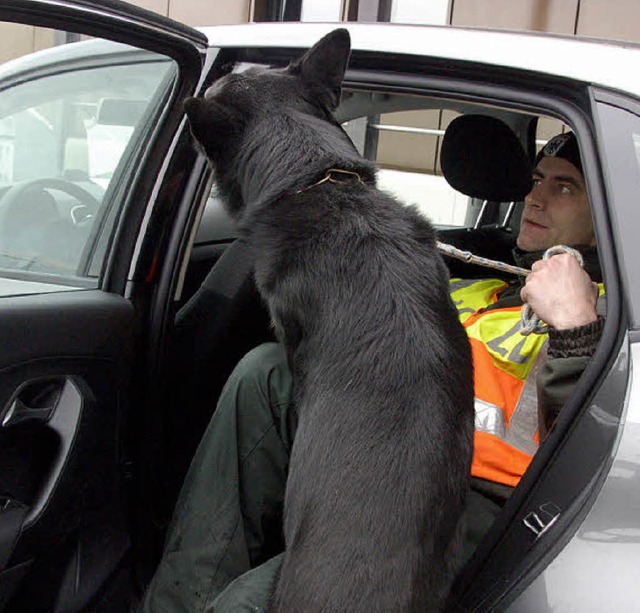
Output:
[440,115,532,202]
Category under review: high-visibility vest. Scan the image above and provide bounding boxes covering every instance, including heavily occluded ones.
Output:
[450,277,548,487]
[450,277,604,487]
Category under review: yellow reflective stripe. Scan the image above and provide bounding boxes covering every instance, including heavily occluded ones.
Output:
[465,310,547,381]
[450,277,545,380]
[449,278,507,324]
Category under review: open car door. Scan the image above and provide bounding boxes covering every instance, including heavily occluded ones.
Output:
[0,1,207,610]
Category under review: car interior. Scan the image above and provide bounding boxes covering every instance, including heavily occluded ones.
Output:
[154,76,574,548]
[0,29,615,610]
[131,82,589,608]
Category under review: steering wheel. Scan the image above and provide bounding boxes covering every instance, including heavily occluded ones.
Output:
[0,177,100,228]
[0,177,101,273]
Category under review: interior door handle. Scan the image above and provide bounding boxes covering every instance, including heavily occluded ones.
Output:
[1,377,85,528]
[1,377,65,428]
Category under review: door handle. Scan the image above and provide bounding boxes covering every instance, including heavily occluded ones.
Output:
[1,377,64,428]
[0,377,85,527]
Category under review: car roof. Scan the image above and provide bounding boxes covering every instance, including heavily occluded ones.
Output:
[199,22,640,98]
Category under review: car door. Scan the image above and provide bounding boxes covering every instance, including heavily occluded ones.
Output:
[0,1,207,610]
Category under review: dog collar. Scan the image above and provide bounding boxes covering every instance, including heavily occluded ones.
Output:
[297,168,364,193]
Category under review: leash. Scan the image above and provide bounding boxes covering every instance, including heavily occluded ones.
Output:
[436,241,530,277]
[298,169,583,336]
[436,242,584,335]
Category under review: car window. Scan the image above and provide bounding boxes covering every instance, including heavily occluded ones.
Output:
[196,113,469,248]
[198,91,497,243]
[0,30,176,295]
[350,108,470,227]
[596,100,640,328]
[195,81,563,250]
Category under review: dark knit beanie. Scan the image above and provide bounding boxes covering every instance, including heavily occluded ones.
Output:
[534,131,582,175]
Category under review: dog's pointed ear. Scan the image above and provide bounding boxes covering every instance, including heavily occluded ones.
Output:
[184,97,218,142]
[184,96,242,147]
[290,28,351,111]
[184,97,214,144]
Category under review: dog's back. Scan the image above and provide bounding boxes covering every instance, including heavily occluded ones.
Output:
[263,181,474,612]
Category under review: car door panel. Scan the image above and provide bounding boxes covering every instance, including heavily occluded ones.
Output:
[0,291,133,610]
[0,0,207,607]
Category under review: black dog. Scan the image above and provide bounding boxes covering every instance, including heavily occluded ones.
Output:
[185,28,474,612]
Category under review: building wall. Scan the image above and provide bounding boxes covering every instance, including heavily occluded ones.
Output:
[450,0,640,42]
[450,0,579,34]
[0,0,250,65]
[0,24,56,63]
[5,0,640,69]
[575,0,640,42]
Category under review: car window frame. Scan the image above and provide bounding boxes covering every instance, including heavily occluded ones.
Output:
[593,90,640,333]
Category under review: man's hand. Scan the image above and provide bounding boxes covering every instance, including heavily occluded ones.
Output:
[520,253,598,330]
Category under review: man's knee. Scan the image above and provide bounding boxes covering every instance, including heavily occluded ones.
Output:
[229,342,289,396]
[232,342,288,383]
[222,342,292,421]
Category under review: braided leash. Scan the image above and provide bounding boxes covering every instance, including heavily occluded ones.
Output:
[436,241,584,335]
[436,241,530,277]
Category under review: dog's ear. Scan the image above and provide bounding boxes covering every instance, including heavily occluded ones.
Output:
[184,96,244,154]
[289,28,351,111]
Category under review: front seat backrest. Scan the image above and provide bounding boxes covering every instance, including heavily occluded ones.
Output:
[440,114,532,202]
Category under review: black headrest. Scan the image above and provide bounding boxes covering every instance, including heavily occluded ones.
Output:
[440,115,532,202]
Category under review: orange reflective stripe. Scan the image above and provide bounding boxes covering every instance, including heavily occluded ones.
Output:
[472,431,533,487]
[468,336,524,414]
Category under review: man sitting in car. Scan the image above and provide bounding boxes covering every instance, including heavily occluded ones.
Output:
[140,131,604,611]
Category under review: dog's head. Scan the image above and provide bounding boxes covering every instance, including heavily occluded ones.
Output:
[184,28,351,218]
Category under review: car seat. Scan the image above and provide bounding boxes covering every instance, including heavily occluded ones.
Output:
[160,113,534,520]
[161,237,272,513]
[437,114,532,278]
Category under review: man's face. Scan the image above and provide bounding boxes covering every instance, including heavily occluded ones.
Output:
[517,156,595,252]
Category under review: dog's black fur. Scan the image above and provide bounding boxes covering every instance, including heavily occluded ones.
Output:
[184,29,474,612]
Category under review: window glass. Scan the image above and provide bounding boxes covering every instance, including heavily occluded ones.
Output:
[342,106,469,228]
[0,29,176,295]
[199,82,551,241]
[375,109,468,227]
